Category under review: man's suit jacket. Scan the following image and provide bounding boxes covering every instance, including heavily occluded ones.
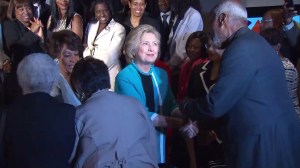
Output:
[158,11,175,61]
[285,23,300,47]
[4,92,76,168]
[187,27,300,168]
[71,90,158,168]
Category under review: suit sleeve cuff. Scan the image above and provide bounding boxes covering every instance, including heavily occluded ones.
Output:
[150,113,158,121]
[283,22,294,31]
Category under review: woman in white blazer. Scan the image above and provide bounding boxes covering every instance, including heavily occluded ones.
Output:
[83,0,126,91]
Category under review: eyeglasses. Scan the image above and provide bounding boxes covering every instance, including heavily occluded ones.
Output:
[260,18,273,23]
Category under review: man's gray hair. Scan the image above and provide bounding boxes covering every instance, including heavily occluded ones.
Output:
[17,53,59,94]
[213,0,247,21]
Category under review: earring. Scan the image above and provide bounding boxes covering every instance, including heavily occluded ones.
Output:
[54,58,59,65]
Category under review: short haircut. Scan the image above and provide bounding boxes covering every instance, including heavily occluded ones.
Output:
[89,0,112,23]
[185,31,209,59]
[70,56,110,101]
[123,24,161,63]
[260,28,284,46]
[212,1,247,22]
[45,30,84,59]
[7,0,33,20]
[17,53,59,94]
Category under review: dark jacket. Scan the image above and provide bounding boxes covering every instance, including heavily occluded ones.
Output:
[4,92,76,168]
[183,27,300,168]
[2,19,45,104]
[2,19,44,70]
[121,14,160,35]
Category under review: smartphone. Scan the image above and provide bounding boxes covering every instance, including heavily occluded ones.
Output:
[286,0,294,8]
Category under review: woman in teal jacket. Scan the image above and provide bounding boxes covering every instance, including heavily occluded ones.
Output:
[115,24,198,164]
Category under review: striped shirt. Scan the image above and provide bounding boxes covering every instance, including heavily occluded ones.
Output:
[281,57,300,117]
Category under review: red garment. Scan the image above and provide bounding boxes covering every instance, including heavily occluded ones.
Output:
[177,58,208,100]
[154,60,172,84]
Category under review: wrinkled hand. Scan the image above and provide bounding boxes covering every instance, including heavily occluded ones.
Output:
[283,1,298,25]
[180,119,199,138]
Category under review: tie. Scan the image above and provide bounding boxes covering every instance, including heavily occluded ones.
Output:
[162,14,169,30]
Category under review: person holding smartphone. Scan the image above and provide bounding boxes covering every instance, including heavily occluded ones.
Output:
[282,0,299,50]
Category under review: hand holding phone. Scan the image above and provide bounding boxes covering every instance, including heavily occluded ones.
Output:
[286,0,294,8]
[283,0,297,25]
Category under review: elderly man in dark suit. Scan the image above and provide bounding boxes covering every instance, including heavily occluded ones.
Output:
[4,53,76,168]
[180,1,300,168]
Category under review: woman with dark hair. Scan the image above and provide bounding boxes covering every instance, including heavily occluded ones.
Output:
[2,0,45,104]
[69,57,158,168]
[174,36,225,168]
[47,0,83,39]
[45,30,83,106]
[3,0,44,69]
[115,25,198,165]
[121,0,160,34]
[83,0,125,91]
[177,31,208,100]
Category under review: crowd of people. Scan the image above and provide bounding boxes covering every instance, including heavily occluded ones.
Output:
[0,0,300,168]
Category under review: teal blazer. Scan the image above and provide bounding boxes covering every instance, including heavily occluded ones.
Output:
[115,63,177,163]
[115,63,177,118]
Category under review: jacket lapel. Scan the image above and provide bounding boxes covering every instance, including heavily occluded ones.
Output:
[87,21,99,47]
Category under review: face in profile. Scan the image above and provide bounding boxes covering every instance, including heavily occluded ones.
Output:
[186,38,203,62]
[211,15,226,48]
[260,13,274,31]
[135,32,159,65]
[58,45,80,75]
[158,0,169,13]
[94,3,111,24]
[14,2,33,24]
[129,0,146,18]
[55,0,69,11]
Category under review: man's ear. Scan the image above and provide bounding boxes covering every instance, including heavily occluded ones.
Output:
[218,13,228,26]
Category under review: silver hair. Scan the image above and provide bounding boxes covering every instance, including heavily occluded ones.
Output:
[123,24,161,63]
[213,0,247,21]
[17,53,59,94]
